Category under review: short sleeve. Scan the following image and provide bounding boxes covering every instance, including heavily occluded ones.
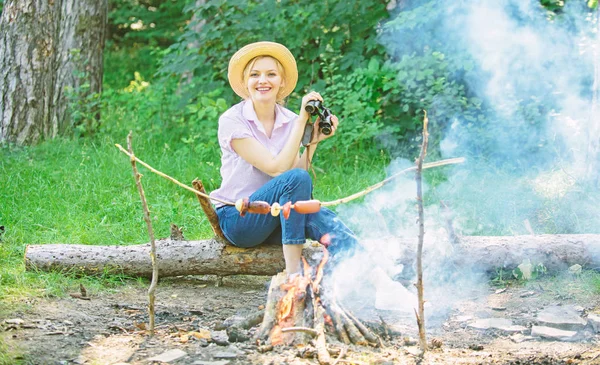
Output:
[218,115,254,152]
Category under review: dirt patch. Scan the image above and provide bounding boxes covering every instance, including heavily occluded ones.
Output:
[2,274,600,365]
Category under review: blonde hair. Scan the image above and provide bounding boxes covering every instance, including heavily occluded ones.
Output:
[242,56,287,104]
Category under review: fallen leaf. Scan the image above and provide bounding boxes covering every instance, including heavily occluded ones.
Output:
[190,329,211,340]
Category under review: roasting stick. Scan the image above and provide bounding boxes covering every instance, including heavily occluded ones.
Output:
[115,144,234,206]
[320,157,465,207]
[115,144,464,216]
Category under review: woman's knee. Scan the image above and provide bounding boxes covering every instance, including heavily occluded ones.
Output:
[281,168,312,193]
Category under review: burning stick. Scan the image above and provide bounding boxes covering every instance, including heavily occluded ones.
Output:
[414,111,429,351]
[126,132,159,335]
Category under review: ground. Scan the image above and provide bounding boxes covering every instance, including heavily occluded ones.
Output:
[2,273,600,365]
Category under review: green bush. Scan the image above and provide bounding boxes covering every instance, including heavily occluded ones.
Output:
[159,0,390,107]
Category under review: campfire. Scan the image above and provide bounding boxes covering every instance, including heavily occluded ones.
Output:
[254,245,383,364]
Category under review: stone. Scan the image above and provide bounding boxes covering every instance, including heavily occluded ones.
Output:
[587,313,600,333]
[193,361,230,365]
[531,326,578,341]
[468,318,526,333]
[537,305,587,331]
[213,352,238,359]
[210,330,230,346]
[147,349,188,363]
[510,333,534,343]
[4,318,25,325]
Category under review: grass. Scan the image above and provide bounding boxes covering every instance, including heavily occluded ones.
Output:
[0,82,392,303]
[0,78,388,363]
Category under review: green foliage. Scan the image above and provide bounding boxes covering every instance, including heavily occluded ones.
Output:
[541,0,565,12]
[64,49,103,137]
[160,0,389,106]
[107,0,188,48]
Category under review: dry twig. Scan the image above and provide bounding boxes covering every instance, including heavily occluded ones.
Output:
[115,143,233,206]
[414,111,429,351]
[126,132,159,335]
[321,157,464,207]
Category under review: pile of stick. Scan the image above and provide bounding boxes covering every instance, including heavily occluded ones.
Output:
[254,248,380,365]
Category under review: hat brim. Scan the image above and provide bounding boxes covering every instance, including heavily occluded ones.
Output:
[228,41,298,100]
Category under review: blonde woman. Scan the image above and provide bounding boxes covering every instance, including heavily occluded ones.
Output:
[209,42,412,310]
[209,41,355,278]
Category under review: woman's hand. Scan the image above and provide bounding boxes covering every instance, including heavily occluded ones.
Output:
[298,91,323,123]
[310,114,339,143]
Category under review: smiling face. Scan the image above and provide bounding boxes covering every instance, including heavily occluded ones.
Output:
[244,56,286,104]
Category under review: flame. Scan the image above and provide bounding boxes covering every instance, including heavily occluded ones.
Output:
[278,286,297,321]
[312,248,329,294]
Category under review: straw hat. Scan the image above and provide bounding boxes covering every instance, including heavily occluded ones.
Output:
[227,41,298,99]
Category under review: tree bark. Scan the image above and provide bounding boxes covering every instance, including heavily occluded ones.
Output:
[24,234,600,278]
[0,0,107,145]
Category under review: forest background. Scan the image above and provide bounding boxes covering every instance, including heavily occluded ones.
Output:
[2,0,600,362]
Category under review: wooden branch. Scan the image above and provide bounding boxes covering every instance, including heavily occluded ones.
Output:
[312,289,331,365]
[192,179,227,242]
[127,132,158,335]
[340,304,379,345]
[329,309,350,345]
[321,157,465,207]
[415,111,429,351]
[114,144,233,206]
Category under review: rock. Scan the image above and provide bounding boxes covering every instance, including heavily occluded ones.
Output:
[568,264,582,275]
[193,361,230,365]
[213,351,238,359]
[452,315,473,322]
[587,313,600,333]
[210,330,230,346]
[4,318,25,325]
[147,349,188,363]
[226,326,249,342]
[510,333,534,343]
[519,291,535,298]
[468,318,526,333]
[537,305,587,331]
[531,326,578,341]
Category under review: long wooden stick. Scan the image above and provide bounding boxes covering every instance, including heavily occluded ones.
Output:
[321,157,465,207]
[115,144,234,206]
[116,142,463,210]
[414,112,429,351]
[192,179,227,242]
[126,132,159,335]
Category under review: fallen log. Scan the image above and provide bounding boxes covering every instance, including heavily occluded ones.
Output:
[24,234,600,278]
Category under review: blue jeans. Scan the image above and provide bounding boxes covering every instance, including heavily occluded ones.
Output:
[216,168,359,260]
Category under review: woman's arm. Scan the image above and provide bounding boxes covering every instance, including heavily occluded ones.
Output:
[231,92,324,177]
[231,119,305,176]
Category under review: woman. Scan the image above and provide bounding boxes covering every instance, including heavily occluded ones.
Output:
[209,41,358,278]
[209,41,413,311]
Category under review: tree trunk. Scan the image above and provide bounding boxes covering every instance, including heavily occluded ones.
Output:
[0,0,107,145]
[24,234,600,278]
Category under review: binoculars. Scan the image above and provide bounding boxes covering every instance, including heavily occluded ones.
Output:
[304,100,333,135]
